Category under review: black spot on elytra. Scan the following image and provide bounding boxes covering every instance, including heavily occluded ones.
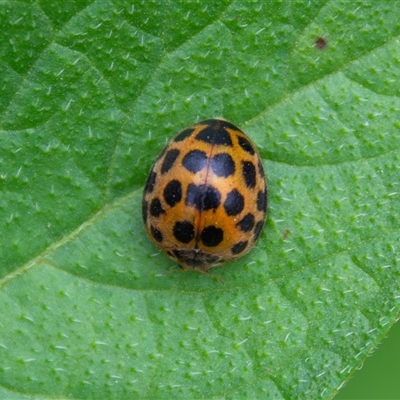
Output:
[238,135,255,155]
[257,190,267,213]
[224,189,244,216]
[186,184,221,211]
[242,161,256,189]
[150,198,165,217]
[173,221,195,243]
[144,171,157,193]
[254,220,264,241]
[211,153,235,177]
[142,200,148,224]
[163,180,182,207]
[236,213,255,232]
[174,128,195,142]
[231,241,248,255]
[182,150,207,173]
[151,225,163,242]
[161,149,180,174]
[195,124,232,146]
[201,226,223,247]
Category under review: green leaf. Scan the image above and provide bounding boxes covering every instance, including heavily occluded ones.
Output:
[1,1,400,399]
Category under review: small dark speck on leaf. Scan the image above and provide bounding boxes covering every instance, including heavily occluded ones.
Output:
[315,37,327,49]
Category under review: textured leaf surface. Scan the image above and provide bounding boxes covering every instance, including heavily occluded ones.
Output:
[1,1,400,399]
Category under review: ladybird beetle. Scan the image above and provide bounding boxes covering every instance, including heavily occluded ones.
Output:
[142,118,267,274]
